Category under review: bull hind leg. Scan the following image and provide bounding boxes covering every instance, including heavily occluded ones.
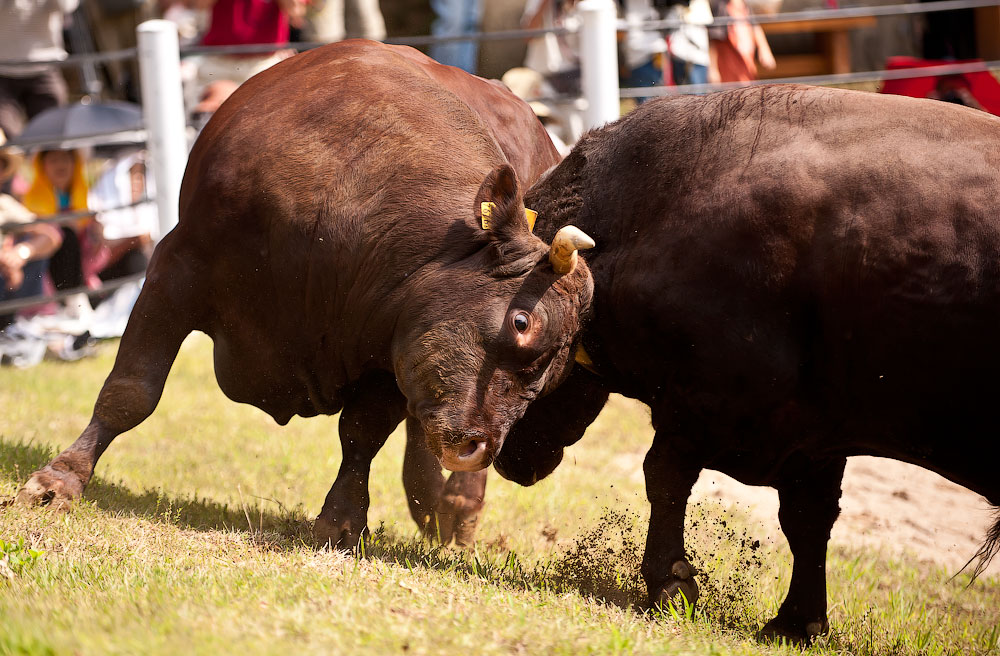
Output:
[402,417,487,547]
[16,233,203,509]
[759,456,846,644]
[313,372,407,550]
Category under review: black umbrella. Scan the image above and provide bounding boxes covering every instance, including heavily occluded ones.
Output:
[8,100,145,151]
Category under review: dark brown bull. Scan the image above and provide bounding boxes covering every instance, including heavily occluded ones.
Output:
[15,40,594,549]
[491,85,1000,641]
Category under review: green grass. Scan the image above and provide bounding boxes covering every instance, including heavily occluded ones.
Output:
[1,333,998,655]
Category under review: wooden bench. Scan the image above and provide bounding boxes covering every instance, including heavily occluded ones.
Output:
[759,16,877,78]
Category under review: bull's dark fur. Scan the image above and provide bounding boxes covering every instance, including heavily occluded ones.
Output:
[495,85,1000,640]
[16,41,590,550]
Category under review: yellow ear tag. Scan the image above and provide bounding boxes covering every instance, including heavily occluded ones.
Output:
[481,202,538,233]
[481,201,494,230]
[525,208,537,232]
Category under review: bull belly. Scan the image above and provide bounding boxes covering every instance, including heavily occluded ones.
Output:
[210,331,344,425]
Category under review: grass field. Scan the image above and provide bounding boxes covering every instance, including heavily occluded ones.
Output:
[1,333,998,655]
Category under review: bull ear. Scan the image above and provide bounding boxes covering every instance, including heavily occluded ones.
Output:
[474,164,528,241]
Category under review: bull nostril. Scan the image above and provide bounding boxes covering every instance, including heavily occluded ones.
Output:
[458,439,484,459]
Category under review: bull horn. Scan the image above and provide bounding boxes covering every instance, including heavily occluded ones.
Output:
[549,225,596,274]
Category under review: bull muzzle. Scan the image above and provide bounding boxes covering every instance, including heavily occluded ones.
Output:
[438,430,493,472]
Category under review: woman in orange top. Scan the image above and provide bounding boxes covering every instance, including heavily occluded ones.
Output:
[23,149,108,291]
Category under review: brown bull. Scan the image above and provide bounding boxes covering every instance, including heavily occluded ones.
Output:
[492,85,1000,641]
[16,40,594,549]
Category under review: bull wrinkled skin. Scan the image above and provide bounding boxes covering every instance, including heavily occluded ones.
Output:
[15,40,589,551]
[495,85,1000,642]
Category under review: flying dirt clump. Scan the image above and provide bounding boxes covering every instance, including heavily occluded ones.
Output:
[545,508,646,608]
[684,501,766,631]
[543,503,767,627]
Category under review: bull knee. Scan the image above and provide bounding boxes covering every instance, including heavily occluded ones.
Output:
[93,376,161,433]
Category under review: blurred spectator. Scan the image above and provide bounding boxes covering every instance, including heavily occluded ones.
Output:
[162,0,208,45]
[301,0,386,43]
[708,0,775,83]
[522,0,580,93]
[0,0,79,140]
[23,148,104,292]
[620,0,667,100]
[520,0,585,144]
[89,148,154,282]
[430,0,481,73]
[664,0,712,86]
[502,67,570,155]
[80,0,157,100]
[0,131,62,328]
[190,0,305,115]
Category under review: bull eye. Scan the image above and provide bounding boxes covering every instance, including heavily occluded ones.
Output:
[512,312,531,334]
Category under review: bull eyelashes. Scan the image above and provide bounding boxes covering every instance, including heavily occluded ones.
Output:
[549,226,596,274]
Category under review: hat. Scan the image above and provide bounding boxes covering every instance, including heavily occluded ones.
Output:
[0,129,25,183]
[502,68,553,119]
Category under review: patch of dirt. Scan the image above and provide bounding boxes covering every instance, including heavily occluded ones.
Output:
[688,457,999,576]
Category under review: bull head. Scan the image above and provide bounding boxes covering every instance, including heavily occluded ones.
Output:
[392,164,595,473]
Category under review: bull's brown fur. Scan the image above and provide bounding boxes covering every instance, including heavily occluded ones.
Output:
[16,41,587,550]
[495,85,1000,641]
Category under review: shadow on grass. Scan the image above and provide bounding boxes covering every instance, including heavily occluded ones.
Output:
[1,437,658,611]
[0,438,761,627]
[0,438,313,543]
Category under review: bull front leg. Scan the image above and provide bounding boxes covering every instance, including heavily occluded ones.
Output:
[16,235,200,510]
[314,372,407,550]
[759,456,846,644]
[642,430,703,612]
[402,416,487,547]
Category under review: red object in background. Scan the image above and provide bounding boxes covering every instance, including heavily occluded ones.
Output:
[880,56,1000,116]
[201,0,289,47]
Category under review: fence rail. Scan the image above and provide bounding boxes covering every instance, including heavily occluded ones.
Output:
[622,58,1000,97]
[1,0,998,68]
[0,273,144,316]
[0,198,153,233]
[6,128,147,152]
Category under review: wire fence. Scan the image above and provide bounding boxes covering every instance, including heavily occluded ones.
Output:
[0,198,153,233]
[2,0,997,65]
[0,273,144,316]
[622,58,1000,96]
[0,0,998,320]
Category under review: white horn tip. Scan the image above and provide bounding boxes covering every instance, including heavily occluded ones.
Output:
[550,225,596,274]
[557,225,596,251]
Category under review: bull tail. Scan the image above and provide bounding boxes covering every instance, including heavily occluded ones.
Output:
[956,507,1000,585]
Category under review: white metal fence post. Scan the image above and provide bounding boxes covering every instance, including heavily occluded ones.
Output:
[137,20,187,240]
[578,0,621,130]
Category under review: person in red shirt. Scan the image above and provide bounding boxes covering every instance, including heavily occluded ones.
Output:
[190,0,305,115]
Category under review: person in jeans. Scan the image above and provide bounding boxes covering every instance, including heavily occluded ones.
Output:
[0,132,62,328]
[430,0,481,74]
[0,0,79,140]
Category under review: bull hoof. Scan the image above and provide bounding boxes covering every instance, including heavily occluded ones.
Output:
[429,492,483,547]
[15,467,84,511]
[652,560,700,613]
[758,616,828,645]
[313,513,368,552]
